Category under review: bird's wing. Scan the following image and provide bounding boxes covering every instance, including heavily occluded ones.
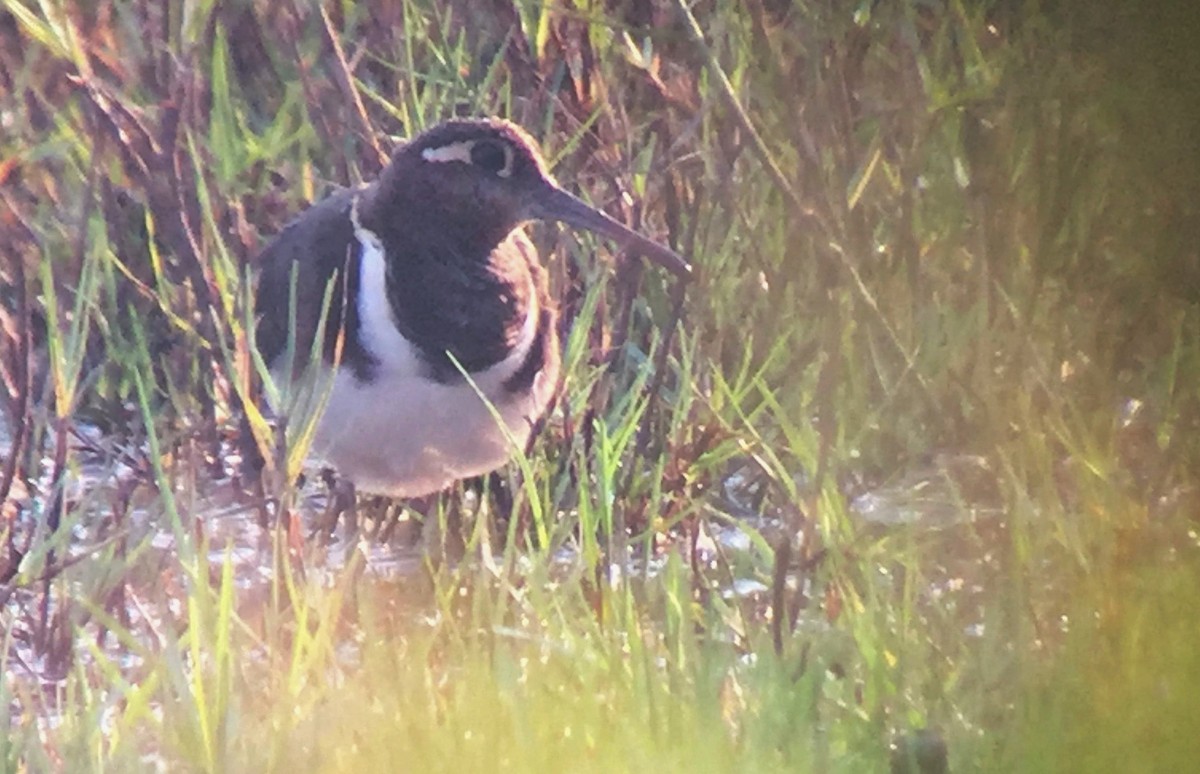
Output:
[253,187,363,375]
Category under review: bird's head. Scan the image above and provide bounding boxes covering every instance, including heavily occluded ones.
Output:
[363,118,691,277]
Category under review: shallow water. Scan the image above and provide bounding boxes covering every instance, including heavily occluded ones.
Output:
[3,421,1011,730]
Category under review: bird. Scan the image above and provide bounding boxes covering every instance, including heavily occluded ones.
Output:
[251,117,690,499]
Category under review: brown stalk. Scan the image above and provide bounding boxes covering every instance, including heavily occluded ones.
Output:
[0,240,31,583]
[317,4,385,170]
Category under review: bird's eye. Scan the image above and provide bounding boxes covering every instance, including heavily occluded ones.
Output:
[471,141,512,177]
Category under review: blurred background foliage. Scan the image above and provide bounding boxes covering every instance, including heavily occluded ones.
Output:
[1,0,1198,770]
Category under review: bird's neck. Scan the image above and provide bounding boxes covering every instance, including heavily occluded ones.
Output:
[359,214,538,381]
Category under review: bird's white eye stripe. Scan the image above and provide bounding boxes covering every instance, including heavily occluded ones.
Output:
[495,144,514,178]
[422,141,476,165]
[421,139,514,177]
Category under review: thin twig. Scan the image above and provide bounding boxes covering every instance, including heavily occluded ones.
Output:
[318,4,386,169]
[670,0,935,405]
[770,533,792,657]
[634,276,687,457]
[0,207,33,519]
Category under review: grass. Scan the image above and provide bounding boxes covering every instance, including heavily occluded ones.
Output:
[3,0,1200,771]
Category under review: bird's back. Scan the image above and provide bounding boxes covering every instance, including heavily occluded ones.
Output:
[253,187,367,379]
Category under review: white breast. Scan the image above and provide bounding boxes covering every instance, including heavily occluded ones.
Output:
[271,222,553,497]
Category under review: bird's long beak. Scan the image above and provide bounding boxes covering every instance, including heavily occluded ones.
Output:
[533,186,692,278]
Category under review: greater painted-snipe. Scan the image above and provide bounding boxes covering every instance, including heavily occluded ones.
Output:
[252,117,690,497]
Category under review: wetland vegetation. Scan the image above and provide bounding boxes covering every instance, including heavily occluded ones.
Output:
[2,1,1199,770]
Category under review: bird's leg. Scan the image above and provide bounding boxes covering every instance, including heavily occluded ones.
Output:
[416,492,466,566]
[376,498,419,545]
[490,410,556,549]
[235,409,273,529]
[316,467,357,541]
[480,471,515,550]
